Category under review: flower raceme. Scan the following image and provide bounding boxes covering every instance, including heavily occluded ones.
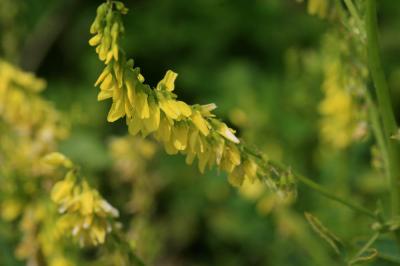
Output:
[43,152,120,247]
[89,1,276,189]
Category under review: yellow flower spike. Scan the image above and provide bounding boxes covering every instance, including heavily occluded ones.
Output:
[191,111,210,136]
[135,89,150,119]
[157,70,178,92]
[42,152,74,168]
[89,3,278,191]
[172,122,189,150]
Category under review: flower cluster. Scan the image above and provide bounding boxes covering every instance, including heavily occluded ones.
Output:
[44,152,120,246]
[0,59,68,178]
[318,32,368,149]
[89,1,274,189]
[0,60,72,265]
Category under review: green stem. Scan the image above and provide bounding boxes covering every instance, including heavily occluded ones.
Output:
[365,92,390,183]
[343,0,363,29]
[349,232,379,264]
[242,146,377,219]
[366,0,400,217]
[269,160,377,220]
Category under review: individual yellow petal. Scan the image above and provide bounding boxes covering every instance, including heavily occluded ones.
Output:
[243,159,258,183]
[127,114,142,136]
[157,70,177,91]
[99,73,113,91]
[164,140,179,155]
[89,34,102,46]
[155,115,172,142]
[107,96,125,122]
[216,122,240,144]
[176,101,192,117]
[143,97,160,135]
[198,149,210,174]
[191,111,209,136]
[79,183,94,215]
[172,122,189,150]
[228,167,244,187]
[97,89,113,101]
[135,90,150,119]
[126,78,136,105]
[51,171,76,204]
[159,99,180,120]
[113,62,123,88]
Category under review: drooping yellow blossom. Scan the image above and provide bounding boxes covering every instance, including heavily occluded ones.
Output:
[89,1,281,190]
[45,155,120,247]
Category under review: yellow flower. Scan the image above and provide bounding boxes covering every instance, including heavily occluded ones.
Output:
[42,152,74,169]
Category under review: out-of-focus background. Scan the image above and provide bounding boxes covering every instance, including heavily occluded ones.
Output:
[1,0,400,265]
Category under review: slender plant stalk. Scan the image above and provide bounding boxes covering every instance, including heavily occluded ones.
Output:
[366,0,400,218]
[242,146,377,219]
[343,0,363,30]
[268,160,377,220]
[365,92,390,184]
[349,232,379,264]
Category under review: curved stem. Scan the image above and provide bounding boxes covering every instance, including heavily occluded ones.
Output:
[366,0,400,217]
[349,232,379,264]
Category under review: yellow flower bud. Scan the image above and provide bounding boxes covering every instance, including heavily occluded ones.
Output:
[42,152,73,168]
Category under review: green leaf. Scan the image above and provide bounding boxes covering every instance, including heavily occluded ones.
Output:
[304,212,344,255]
